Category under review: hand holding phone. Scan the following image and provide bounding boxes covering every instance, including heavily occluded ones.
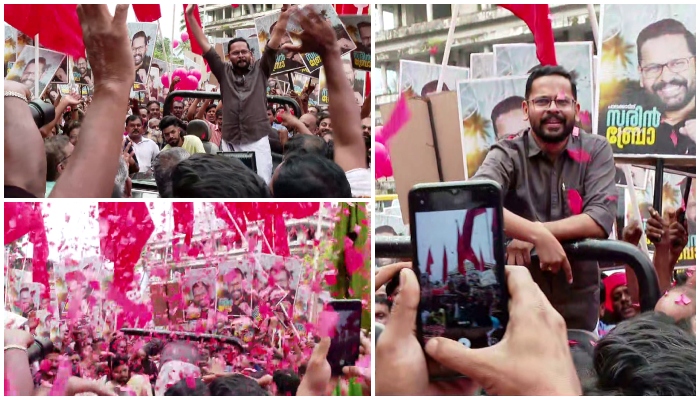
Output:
[324,299,362,376]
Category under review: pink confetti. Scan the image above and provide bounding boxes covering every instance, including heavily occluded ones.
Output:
[324,271,338,286]
[567,189,583,215]
[317,308,339,338]
[566,148,591,163]
[579,110,592,126]
[675,293,692,305]
[344,237,364,275]
[380,92,411,144]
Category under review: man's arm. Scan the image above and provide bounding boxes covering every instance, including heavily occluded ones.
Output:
[542,141,617,241]
[186,98,199,121]
[50,5,134,198]
[184,5,212,54]
[195,99,212,120]
[260,6,294,77]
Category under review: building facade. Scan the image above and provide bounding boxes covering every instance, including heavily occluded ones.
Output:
[196,4,282,39]
[374,4,599,121]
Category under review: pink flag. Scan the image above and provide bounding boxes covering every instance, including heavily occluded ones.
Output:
[381,93,411,144]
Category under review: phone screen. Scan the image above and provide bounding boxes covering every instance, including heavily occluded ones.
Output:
[325,299,362,376]
[410,181,508,379]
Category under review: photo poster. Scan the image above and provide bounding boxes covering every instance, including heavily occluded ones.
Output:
[149,58,169,102]
[399,59,470,98]
[255,11,305,75]
[470,53,495,79]
[6,45,66,99]
[622,171,696,266]
[235,28,262,62]
[317,67,329,106]
[181,267,217,322]
[149,281,184,328]
[252,254,302,325]
[308,77,321,106]
[493,42,594,134]
[51,55,69,84]
[53,256,102,321]
[267,77,291,95]
[216,258,254,319]
[340,15,371,71]
[72,53,93,86]
[457,76,528,178]
[598,4,696,156]
[4,23,33,76]
[127,22,158,92]
[287,4,356,74]
[291,72,312,96]
[353,69,367,107]
[613,165,649,189]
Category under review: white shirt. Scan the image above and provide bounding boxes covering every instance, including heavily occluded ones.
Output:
[345,168,372,197]
[132,138,160,172]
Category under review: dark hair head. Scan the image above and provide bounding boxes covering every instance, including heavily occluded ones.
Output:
[164,377,211,396]
[636,19,695,65]
[209,375,269,396]
[44,135,72,182]
[420,80,450,97]
[107,354,130,371]
[153,147,191,198]
[125,114,141,126]
[357,21,371,30]
[215,109,223,118]
[583,311,696,396]
[171,154,271,198]
[375,294,392,310]
[227,37,250,53]
[146,100,160,109]
[132,30,150,45]
[205,104,217,113]
[273,370,301,396]
[490,95,525,137]
[283,134,328,159]
[525,65,577,100]
[317,111,331,124]
[192,281,209,292]
[159,115,184,132]
[273,154,352,198]
[26,57,47,67]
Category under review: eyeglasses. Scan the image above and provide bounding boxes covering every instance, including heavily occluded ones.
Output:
[529,96,576,110]
[132,46,146,53]
[230,50,250,57]
[640,56,695,79]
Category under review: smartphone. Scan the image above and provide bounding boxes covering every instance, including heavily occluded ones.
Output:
[408,180,509,380]
[325,299,362,376]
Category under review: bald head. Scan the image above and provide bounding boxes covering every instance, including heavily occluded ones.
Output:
[299,113,318,134]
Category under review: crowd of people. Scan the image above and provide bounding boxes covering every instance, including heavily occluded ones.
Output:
[5,4,371,199]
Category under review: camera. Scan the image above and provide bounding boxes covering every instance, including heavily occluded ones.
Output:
[28,100,55,128]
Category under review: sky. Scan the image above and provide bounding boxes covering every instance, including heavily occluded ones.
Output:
[108,4,179,41]
[414,208,496,282]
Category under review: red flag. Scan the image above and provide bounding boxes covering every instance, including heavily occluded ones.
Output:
[4,4,85,58]
[133,5,161,22]
[273,215,290,257]
[4,203,50,298]
[499,5,557,66]
[183,4,204,55]
[442,246,448,283]
[425,248,433,276]
[459,208,488,272]
[98,203,154,290]
[335,4,369,15]
[172,202,194,246]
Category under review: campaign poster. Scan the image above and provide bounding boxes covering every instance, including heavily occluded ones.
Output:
[623,172,696,266]
[6,45,66,99]
[54,256,101,321]
[127,22,158,92]
[267,77,290,95]
[255,11,305,75]
[399,59,470,98]
[182,267,217,321]
[72,53,93,86]
[598,4,696,156]
[291,72,312,96]
[494,42,594,134]
[457,76,528,178]
[216,259,253,318]
[353,70,367,107]
[613,165,649,188]
[340,15,371,71]
[287,4,356,73]
[4,24,33,76]
[470,53,495,79]
[235,28,262,62]
[252,254,302,324]
[51,56,69,84]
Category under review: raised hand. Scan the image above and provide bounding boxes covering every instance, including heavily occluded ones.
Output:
[281,6,338,58]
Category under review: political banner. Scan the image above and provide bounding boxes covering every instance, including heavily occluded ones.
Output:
[72,54,92,86]
[340,15,371,71]
[457,76,529,178]
[51,56,69,84]
[6,45,66,99]
[266,77,290,95]
[353,69,368,107]
[494,42,594,134]
[255,11,305,75]
[4,24,33,77]
[470,53,495,79]
[399,59,470,98]
[54,256,102,321]
[598,4,696,156]
[234,28,262,61]
[216,259,253,318]
[287,4,356,73]
[181,267,217,321]
[127,22,157,92]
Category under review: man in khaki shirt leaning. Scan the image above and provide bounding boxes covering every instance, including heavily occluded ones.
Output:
[160,115,205,155]
[473,65,618,332]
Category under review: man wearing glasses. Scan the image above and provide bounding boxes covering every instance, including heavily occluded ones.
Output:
[473,65,617,334]
[132,31,152,84]
[636,19,696,155]
[186,5,296,185]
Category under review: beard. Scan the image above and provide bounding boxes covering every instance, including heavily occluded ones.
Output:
[133,54,143,67]
[233,58,250,71]
[21,78,35,88]
[649,77,695,112]
[530,111,574,144]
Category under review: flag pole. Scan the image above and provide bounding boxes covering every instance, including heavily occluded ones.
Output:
[587,4,599,52]
[34,34,40,99]
[436,5,458,94]
[171,4,176,66]
[622,165,649,254]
